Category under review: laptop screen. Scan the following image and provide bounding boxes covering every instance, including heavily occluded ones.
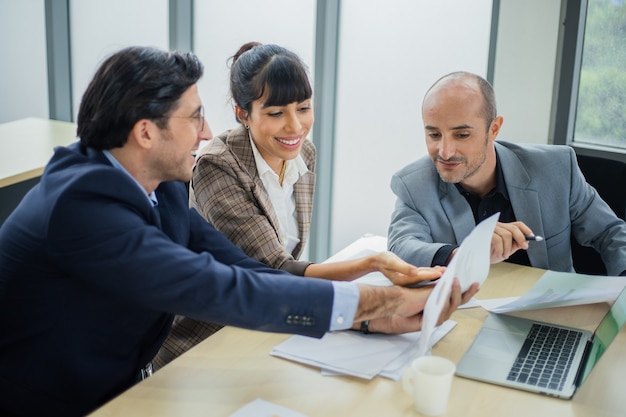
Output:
[579,285,626,384]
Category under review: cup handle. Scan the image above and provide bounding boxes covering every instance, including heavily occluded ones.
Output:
[401,366,415,395]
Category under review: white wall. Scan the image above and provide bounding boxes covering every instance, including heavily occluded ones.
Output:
[69,0,169,119]
[493,0,561,144]
[0,0,49,124]
[330,0,493,253]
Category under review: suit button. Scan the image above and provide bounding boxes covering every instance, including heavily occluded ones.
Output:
[286,315,315,326]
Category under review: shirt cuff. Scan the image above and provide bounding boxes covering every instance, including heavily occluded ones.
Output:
[329,281,359,331]
[432,244,458,267]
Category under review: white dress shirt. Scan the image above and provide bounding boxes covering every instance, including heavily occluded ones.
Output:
[248,138,359,331]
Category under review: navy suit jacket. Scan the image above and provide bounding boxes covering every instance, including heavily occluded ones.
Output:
[0,142,334,416]
[388,141,626,275]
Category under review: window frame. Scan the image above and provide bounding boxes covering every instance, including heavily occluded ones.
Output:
[551,0,626,163]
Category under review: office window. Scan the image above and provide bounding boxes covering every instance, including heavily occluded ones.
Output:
[572,0,626,150]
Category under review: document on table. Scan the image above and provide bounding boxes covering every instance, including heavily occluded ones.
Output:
[228,398,309,417]
[478,270,626,313]
[323,234,388,264]
[416,213,499,357]
[271,320,456,380]
[322,234,394,286]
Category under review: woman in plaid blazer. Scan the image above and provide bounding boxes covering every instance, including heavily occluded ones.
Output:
[153,43,444,368]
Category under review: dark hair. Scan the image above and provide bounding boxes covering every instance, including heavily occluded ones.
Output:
[77,46,204,150]
[426,71,497,129]
[229,42,312,124]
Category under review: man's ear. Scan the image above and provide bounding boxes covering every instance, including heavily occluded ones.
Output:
[489,115,504,141]
[129,119,159,150]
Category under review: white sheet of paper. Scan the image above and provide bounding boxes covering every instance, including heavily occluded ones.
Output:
[416,213,499,357]
[323,234,388,264]
[228,398,309,417]
[478,270,626,313]
[458,297,481,309]
[317,320,457,380]
[271,320,456,380]
[475,296,520,311]
[378,320,456,380]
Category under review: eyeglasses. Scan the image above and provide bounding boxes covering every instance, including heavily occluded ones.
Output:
[161,106,205,132]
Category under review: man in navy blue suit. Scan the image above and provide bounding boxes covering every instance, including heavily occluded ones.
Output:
[0,46,477,417]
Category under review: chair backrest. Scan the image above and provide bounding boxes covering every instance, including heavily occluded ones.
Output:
[571,154,626,275]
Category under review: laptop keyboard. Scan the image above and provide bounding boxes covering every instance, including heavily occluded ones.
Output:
[506,323,582,391]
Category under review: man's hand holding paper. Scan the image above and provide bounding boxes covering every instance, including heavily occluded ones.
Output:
[361,279,478,335]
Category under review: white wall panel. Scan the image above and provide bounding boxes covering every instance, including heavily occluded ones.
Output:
[0,0,48,124]
[70,0,169,118]
[331,0,492,253]
[494,0,561,145]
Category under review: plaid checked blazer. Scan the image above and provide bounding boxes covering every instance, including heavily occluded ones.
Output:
[190,125,316,275]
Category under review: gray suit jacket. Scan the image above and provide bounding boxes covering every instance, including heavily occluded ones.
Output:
[388,141,626,275]
[190,125,316,275]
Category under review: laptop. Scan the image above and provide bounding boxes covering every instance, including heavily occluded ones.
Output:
[456,284,626,399]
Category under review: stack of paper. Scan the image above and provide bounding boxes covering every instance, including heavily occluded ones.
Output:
[270,320,456,380]
[478,270,626,313]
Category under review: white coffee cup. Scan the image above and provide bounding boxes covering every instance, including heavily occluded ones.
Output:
[402,355,456,416]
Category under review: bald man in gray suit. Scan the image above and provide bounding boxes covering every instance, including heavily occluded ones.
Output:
[388,71,626,276]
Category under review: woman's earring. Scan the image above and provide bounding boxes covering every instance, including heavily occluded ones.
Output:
[244,124,249,130]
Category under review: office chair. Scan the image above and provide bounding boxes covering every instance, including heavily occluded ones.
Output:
[570,154,626,275]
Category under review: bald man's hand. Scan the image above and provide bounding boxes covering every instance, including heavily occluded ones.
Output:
[490,221,534,264]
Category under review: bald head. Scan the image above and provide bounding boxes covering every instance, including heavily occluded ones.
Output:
[423,72,497,130]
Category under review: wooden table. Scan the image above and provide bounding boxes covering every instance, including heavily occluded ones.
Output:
[89,263,626,417]
[0,117,76,225]
[0,117,76,187]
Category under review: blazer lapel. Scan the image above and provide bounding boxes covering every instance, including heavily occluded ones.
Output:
[496,143,549,268]
[228,128,284,245]
[252,178,284,245]
[439,181,476,244]
[292,171,314,259]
